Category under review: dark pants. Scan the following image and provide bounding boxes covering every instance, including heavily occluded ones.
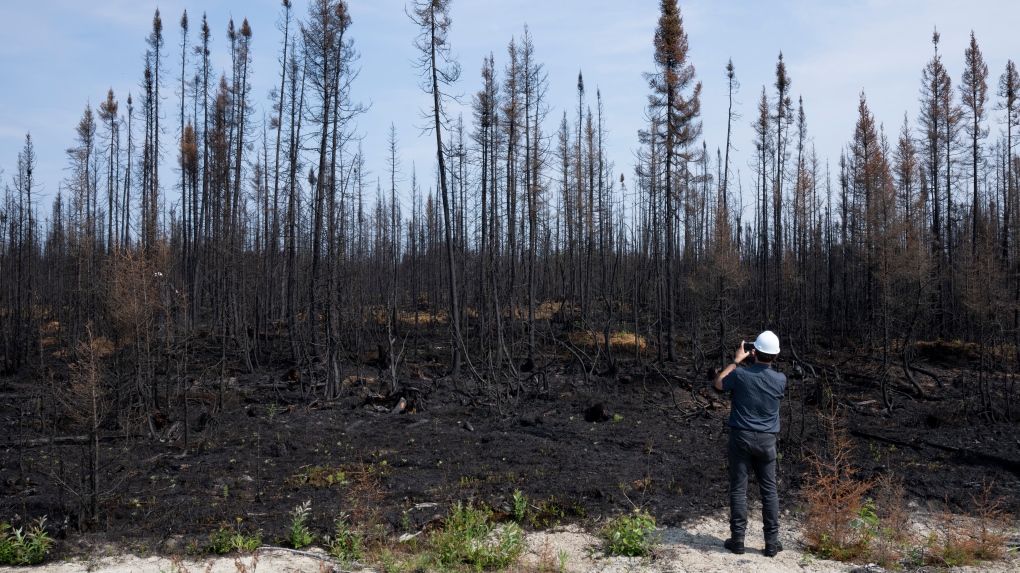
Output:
[727,427,780,543]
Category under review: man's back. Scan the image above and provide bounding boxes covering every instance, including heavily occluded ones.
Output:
[722,364,786,434]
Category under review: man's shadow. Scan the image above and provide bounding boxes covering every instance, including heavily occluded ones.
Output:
[658,527,771,556]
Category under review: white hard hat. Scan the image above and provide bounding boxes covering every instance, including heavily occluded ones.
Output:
[754,330,780,354]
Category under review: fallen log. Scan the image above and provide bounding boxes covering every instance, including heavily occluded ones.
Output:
[920,440,1020,475]
[6,434,145,448]
[851,428,1020,476]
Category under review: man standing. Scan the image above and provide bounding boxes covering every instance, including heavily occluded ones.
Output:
[713,330,786,557]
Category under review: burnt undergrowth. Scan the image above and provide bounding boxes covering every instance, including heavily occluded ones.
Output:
[0,335,1017,560]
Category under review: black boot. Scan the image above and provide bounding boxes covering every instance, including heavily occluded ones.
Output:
[763,540,783,557]
[724,538,745,554]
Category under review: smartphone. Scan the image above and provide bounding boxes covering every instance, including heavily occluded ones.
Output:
[743,341,755,353]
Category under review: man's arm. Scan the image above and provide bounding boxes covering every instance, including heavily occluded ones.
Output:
[714,341,751,391]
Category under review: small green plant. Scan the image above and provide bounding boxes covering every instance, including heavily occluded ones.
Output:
[849,499,880,541]
[230,529,262,553]
[512,490,528,522]
[601,509,658,557]
[376,547,399,573]
[530,499,566,528]
[207,521,261,554]
[869,443,882,463]
[208,527,233,554]
[326,517,362,562]
[325,470,348,486]
[286,466,349,487]
[571,502,586,518]
[430,503,524,570]
[0,518,54,565]
[940,540,975,568]
[287,500,314,549]
[556,548,569,572]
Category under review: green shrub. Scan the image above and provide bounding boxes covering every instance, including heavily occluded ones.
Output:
[430,503,524,570]
[601,510,657,557]
[0,518,53,565]
[208,527,233,554]
[286,500,314,549]
[327,517,363,562]
[512,490,528,523]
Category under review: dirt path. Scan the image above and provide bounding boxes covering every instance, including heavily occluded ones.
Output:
[5,513,1016,573]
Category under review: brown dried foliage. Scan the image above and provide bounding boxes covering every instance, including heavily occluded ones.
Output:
[868,472,912,568]
[919,481,1010,567]
[803,411,1012,567]
[105,247,168,341]
[801,409,873,561]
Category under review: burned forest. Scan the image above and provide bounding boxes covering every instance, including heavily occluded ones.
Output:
[1,0,1019,564]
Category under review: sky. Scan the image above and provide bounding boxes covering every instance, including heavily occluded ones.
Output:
[2,0,1019,223]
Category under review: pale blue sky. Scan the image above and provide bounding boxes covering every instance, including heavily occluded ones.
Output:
[2,0,1018,222]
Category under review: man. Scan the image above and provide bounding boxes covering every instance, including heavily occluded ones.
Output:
[713,330,786,557]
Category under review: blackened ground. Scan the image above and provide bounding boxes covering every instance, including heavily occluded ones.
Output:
[0,348,1017,555]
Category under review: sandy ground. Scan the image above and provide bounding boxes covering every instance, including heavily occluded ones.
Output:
[520,510,1016,573]
[2,512,1017,573]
